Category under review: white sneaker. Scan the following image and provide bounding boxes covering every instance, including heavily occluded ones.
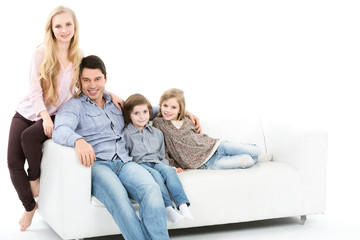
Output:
[166,206,184,223]
[179,204,194,221]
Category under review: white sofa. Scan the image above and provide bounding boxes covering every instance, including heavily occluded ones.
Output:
[37,117,327,240]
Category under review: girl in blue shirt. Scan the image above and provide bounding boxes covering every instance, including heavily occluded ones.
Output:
[123,94,193,223]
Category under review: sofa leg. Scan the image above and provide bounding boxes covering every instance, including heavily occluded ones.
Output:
[300,215,307,225]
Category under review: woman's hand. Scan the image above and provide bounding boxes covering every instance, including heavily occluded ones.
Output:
[40,110,54,138]
[42,118,54,138]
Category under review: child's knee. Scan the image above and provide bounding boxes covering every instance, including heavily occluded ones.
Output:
[240,155,255,168]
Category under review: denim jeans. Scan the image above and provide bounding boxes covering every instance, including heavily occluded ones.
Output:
[140,162,190,209]
[201,140,261,170]
[91,158,169,240]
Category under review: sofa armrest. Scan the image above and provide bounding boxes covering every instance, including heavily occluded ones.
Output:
[38,139,92,239]
[262,119,328,215]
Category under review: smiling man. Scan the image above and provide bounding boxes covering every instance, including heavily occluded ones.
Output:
[52,55,169,240]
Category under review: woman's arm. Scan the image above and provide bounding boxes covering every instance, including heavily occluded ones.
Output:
[29,46,48,118]
[30,46,55,137]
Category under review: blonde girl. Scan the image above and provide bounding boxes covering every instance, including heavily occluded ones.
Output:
[153,88,272,170]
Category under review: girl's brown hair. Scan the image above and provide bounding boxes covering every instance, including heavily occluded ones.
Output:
[123,93,153,126]
[158,88,186,120]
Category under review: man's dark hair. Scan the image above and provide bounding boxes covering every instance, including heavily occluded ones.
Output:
[79,55,107,79]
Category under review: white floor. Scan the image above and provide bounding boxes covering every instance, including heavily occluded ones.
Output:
[0,209,358,240]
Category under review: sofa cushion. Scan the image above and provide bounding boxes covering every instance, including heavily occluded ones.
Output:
[90,161,302,229]
[168,161,302,228]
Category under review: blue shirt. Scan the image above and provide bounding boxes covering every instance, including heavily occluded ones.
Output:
[53,93,132,162]
[123,123,169,165]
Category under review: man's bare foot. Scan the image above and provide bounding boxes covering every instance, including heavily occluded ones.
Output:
[29,178,40,198]
[19,203,38,232]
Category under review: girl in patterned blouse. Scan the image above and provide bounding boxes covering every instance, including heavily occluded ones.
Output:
[153,88,272,170]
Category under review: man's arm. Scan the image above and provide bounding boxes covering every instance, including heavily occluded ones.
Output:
[52,100,82,147]
[150,106,160,120]
[107,91,124,111]
[52,100,95,167]
[186,111,201,133]
[151,106,202,133]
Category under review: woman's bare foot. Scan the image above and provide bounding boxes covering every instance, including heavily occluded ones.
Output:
[19,203,38,232]
[29,178,40,198]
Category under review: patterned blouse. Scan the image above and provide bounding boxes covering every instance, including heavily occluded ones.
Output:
[153,117,218,169]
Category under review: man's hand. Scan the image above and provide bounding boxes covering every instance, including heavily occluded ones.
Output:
[108,91,124,110]
[186,111,202,133]
[75,138,96,167]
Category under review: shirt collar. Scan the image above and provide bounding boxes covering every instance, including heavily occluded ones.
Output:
[78,92,112,104]
[128,123,153,134]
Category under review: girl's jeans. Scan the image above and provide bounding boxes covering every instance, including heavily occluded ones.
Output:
[200,140,261,170]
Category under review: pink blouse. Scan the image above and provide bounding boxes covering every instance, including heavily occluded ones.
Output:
[17,45,75,121]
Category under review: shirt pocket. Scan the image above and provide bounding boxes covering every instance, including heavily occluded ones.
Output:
[110,109,125,132]
[84,108,104,130]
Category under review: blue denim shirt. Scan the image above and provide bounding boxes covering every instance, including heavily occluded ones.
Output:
[53,93,132,162]
[123,123,169,165]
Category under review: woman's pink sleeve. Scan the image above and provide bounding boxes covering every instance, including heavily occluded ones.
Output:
[29,48,46,117]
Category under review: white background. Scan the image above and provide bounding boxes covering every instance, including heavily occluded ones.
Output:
[0,0,359,239]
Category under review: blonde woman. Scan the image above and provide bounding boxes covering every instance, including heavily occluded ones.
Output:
[7,6,122,232]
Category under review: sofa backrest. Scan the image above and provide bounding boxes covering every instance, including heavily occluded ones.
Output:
[200,117,267,153]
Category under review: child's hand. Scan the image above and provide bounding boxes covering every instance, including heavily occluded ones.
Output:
[173,167,184,173]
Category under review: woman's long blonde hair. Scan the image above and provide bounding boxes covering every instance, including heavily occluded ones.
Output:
[39,6,82,106]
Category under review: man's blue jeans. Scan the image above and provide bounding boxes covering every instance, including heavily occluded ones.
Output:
[91,158,169,240]
[201,140,261,169]
[140,162,190,209]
